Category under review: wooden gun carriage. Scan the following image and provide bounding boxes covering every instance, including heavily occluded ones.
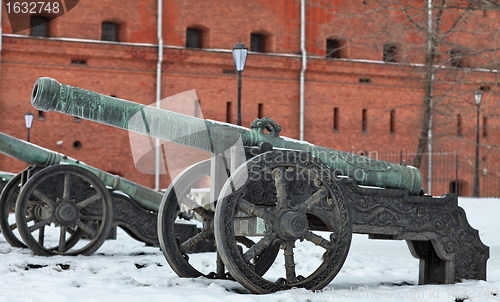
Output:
[29,77,488,294]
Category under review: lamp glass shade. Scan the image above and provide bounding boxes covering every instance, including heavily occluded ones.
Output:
[24,112,34,129]
[232,42,248,72]
[473,91,483,105]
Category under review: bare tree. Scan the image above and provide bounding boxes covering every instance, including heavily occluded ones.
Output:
[309,0,499,168]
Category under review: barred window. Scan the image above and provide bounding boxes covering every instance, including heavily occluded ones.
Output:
[251,33,267,52]
[326,38,345,58]
[102,22,119,42]
[383,43,398,62]
[30,16,49,37]
[186,27,203,48]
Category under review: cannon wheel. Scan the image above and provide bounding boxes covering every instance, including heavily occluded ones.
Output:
[0,171,27,247]
[0,167,47,248]
[158,159,279,278]
[15,165,113,256]
[214,150,352,293]
[1,167,85,250]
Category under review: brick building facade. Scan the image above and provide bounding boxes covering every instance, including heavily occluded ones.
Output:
[0,0,498,196]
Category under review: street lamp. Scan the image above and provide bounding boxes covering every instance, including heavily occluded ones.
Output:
[472,90,483,197]
[24,111,34,142]
[232,42,248,126]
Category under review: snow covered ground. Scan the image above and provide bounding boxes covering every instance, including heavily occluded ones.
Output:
[0,197,498,302]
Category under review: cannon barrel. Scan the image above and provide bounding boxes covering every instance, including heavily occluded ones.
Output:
[31,77,422,195]
[0,132,162,211]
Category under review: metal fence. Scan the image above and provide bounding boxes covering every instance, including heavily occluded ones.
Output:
[366,150,499,197]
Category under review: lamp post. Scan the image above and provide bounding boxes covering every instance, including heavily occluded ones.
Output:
[472,90,483,197]
[232,42,248,126]
[24,111,34,142]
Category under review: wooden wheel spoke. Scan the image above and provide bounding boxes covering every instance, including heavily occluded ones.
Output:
[27,200,44,207]
[38,226,45,246]
[63,173,72,201]
[28,219,51,232]
[192,207,215,220]
[58,226,67,253]
[33,190,56,208]
[75,219,96,238]
[303,231,334,250]
[79,215,103,221]
[298,187,328,213]
[192,209,215,220]
[179,230,212,253]
[67,227,76,235]
[243,233,277,262]
[180,197,214,220]
[9,209,34,231]
[216,252,225,278]
[9,223,17,231]
[237,199,271,221]
[272,168,287,209]
[283,241,297,283]
[236,236,255,249]
[76,194,101,209]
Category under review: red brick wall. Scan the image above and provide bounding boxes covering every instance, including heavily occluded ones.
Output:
[0,0,498,196]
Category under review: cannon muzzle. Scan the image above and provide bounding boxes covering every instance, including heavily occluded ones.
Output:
[31,77,61,112]
[32,77,246,154]
[32,77,423,195]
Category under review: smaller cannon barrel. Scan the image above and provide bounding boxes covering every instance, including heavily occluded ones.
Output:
[0,132,162,211]
[32,77,423,195]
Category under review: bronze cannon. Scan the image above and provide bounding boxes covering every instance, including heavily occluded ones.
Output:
[0,132,208,255]
[31,77,488,294]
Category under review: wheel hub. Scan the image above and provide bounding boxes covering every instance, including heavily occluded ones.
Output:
[55,203,78,224]
[276,211,308,240]
[34,205,53,221]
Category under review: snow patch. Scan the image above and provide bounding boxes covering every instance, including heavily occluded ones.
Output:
[0,197,498,301]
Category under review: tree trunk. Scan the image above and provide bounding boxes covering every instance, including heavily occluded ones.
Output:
[413,0,441,168]
[413,62,435,168]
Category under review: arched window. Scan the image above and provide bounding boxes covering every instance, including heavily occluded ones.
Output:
[449,180,464,195]
[102,22,120,42]
[326,38,346,58]
[383,43,399,62]
[30,16,49,37]
[361,109,368,133]
[250,32,268,52]
[390,110,396,134]
[450,48,464,68]
[186,27,203,48]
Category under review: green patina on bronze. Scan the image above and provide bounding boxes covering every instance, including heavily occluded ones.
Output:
[0,132,162,211]
[31,77,423,195]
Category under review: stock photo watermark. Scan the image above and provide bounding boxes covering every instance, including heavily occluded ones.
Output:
[293,285,499,300]
[3,0,79,33]
[126,91,397,211]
